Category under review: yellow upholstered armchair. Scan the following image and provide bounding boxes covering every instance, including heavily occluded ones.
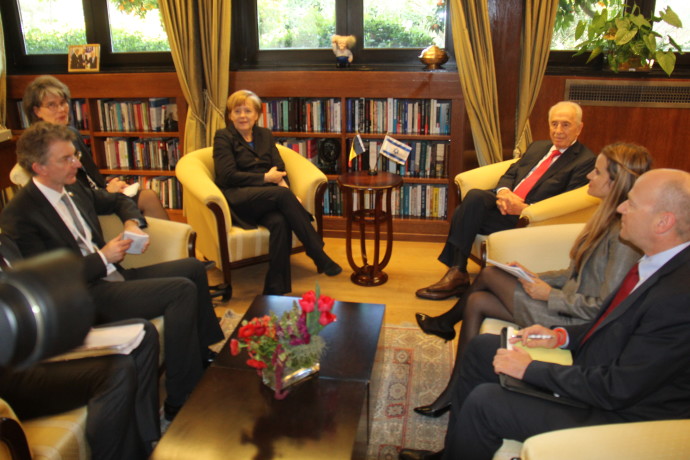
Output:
[175,144,328,299]
[455,159,600,267]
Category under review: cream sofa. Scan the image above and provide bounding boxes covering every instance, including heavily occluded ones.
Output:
[482,224,690,459]
[0,215,195,460]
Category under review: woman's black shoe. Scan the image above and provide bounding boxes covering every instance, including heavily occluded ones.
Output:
[415,313,456,341]
[413,402,451,418]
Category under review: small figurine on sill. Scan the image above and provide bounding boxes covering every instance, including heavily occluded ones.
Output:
[332,34,356,68]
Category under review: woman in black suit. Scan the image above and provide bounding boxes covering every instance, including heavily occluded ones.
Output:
[22,75,169,220]
[213,90,341,295]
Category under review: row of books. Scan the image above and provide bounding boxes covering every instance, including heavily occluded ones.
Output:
[322,182,448,219]
[276,137,448,178]
[120,175,182,210]
[97,98,178,132]
[103,138,180,170]
[276,138,341,174]
[348,140,449,178]
[346,98,451,135]
[258,98,342,133]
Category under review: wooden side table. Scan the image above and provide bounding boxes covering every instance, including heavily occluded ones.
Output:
[337,171,403,286]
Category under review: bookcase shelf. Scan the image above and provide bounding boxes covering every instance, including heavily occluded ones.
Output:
[6,73,187,221]
[230,70,465,242]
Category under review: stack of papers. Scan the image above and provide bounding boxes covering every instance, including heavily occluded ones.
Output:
[45,323,146,362]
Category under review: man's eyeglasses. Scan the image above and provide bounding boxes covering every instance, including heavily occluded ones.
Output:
[41,100,70,112]
[57,152,82,165]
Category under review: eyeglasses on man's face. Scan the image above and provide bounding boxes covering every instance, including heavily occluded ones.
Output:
[54,151,83,166]
[40,99,70,112]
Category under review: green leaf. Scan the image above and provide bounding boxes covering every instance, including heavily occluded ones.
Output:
[615,27,638,46]
[656,50,676,77]
[669,36,684,54]
[659,7,682,29]
[629,13,651,29]
[643,34,657,53]
[575,21,586,41]
[586,46,602,64]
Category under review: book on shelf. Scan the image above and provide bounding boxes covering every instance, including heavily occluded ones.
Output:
[346,98,451,135]
[44,323,146,362]
[347,140,449,178]
[104,137,179,170]
[322,181,447,219]
[96,98,176,133]
[259,98,341,133]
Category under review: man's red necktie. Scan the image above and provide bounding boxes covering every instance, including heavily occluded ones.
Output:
[513,149,561,200]
[581,263,640,344]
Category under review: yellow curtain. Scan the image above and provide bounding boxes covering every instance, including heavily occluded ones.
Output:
[159,0,205,154]
[514,0,558,156]
[0,9,7,131]
[449,0,502,166]
[198,0,231,145]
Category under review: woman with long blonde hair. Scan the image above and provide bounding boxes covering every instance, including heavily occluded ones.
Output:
[414,142,653,417]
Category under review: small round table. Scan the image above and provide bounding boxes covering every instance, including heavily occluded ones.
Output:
[337,171,403,286]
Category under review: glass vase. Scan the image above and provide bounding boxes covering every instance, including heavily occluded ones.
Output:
[262,362,320,398]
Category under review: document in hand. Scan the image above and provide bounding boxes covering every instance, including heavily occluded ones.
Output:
[499,327,584,408]
[124,230,149,254]
[44,323,146,362]
[486,259,535,283]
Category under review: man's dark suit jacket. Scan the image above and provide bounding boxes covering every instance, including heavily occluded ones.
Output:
[524,245,690,421]
[0,180,142,283]
[496,140,595,204]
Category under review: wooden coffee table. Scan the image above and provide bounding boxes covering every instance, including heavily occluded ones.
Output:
[152,295,385,460]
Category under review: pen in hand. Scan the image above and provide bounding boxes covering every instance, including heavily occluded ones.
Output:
[512,334,553,340]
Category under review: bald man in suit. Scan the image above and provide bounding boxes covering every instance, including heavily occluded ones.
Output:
[401,169,690,460]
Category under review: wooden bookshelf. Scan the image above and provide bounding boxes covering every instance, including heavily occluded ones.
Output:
[5,73,187,221]
[229,70,465,242]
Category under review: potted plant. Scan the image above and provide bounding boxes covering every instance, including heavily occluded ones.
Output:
[574,4,683,76]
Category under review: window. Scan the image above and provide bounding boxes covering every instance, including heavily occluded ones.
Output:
[548,0,689,71]
[1,0,172,73]
[233,0,452,69]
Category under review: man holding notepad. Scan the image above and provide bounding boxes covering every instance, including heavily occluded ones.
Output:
[400,169,690,460]
[0,122,223,422]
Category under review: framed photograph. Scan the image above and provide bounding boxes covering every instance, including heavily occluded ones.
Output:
[68,44,100,72]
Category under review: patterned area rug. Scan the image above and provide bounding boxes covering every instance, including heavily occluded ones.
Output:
[367,324,454,459]
[211,313,455,458]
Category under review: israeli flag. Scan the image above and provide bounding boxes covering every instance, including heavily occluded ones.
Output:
[380,134,412,165]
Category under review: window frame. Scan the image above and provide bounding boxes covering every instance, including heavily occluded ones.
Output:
[231,0,455,70]
[0,0,173,74]
[547,0,690,77]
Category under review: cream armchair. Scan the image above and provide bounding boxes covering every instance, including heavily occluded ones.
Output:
[4,166,195,460]
[455,159,600,267]
[0,217,194,460]
[175,144,328,300]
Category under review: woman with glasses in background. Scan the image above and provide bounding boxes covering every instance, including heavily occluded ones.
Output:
[21,75,169,220]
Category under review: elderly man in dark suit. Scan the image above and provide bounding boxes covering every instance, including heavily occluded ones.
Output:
[0,122,224,421]
[400,169,690,460]
[417,101,596,300]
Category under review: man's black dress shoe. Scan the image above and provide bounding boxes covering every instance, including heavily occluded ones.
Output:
[415,313,456,341]
[398,448,444,460]
[413,402,451,418]
[318,260,342,276]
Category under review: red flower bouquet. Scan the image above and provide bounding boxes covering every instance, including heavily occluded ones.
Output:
[230,285,337,399]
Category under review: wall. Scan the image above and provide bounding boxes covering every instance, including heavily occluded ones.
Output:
[529,78,690,171]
